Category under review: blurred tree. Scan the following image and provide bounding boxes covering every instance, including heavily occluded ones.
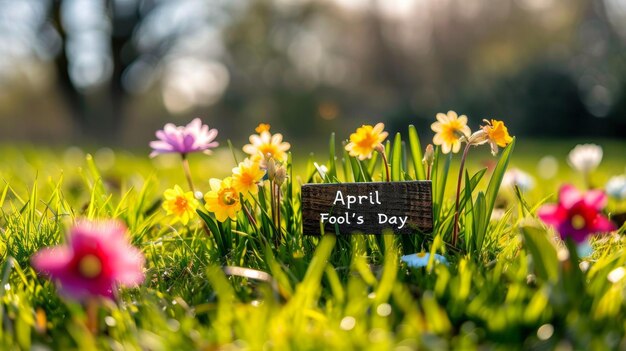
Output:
[50,0,136,141]
[1,0,625,144]
[46,0,236,141]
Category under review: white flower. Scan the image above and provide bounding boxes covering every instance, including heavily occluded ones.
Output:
[606,175,626,200]
[502,168,535,192]
[537,155,558,179]
[567,144,602,173]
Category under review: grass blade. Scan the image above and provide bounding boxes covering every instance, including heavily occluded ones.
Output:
[391,132,402,181]
[481,138,515,233]
[328,132,337,181]
[408,125,426,180]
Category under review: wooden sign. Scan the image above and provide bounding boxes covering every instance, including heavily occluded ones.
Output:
[301,181,432,235]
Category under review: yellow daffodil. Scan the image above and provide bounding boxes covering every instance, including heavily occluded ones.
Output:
[232,158,265,199]
[255,123,271,133]
[204,177,241,222]
[467,119,513,155]
[162,185,199,225]
[431,111,471,154]
[484,119,512,149]
[345,123,388,160]
[243,129,291,161]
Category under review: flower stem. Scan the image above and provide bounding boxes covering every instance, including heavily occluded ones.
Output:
[276,183,282,244]
[243,201,257,228]
[86,297,99,334]
[452,143,472,247]
[426,164,432,181]
[269,180,278,246]
[584,172,592,190]
[181,154,195,192]
[377,146,391,182]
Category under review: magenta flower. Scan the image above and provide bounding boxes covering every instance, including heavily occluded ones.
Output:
[32,220,145,300]
[149,118,218,157]
[538,184,616,243]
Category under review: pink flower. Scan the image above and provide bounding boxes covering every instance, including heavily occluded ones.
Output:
[149,118,218,157]
[538,184,616,243]
[32,220,145,300]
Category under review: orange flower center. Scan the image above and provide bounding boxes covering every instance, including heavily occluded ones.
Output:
[220,188,238,206]
[441,121,466,142]
[355,132,379,149]
[416,252,427,258]
[239,172,255,186]
[174,196,189,213]
[258,144,279,158]
[78,254,102,278]
[571,214,586,230]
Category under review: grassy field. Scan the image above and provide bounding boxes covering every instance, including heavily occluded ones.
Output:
[1,132,625,350]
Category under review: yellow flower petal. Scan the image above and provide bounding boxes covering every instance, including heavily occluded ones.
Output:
[232,158,265,198]
[452,140,462,153]
[479,119,513,155]
[345,123,387,160]
[161,185,199,225]
[243,129,291,161]
[441,142,451,154]
[204,177,241,222]
[430,111,471,154]
[255,123,271,133]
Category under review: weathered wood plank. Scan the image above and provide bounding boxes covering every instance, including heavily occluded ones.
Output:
[301,181,432,235]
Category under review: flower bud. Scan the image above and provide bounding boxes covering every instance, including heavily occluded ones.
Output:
[266,158,277,181]
[422,144,434,166]
[373,143,385,155]
[275,165,288,185]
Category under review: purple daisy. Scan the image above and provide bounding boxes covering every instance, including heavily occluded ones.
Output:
[150,118,219,158]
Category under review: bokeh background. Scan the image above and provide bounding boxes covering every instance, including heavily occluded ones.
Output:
[1,0,625,150]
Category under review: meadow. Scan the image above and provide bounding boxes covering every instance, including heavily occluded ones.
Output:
[0,119,625,350]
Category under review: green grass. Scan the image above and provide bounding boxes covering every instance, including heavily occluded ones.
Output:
[0,134,626,350]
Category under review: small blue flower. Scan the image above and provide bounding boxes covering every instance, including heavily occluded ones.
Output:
[576,239,593,258]
[401,252,448,268]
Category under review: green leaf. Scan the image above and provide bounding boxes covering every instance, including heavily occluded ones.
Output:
[197,209,225,256]
[402,141,408,176]
[374,233,398,304]
[305,152,316,183]
[521,224,558,282]
[264,243,294,298]
[349,156,364,182]
[482,137,515,231]
[342,145,356,182]
[328,132,337,181]
[285,152,296,233]
[341,155,350,182]
[408,125,426,180]
[432,147,452,229]
[472,192,487,252]
[513,185,533,218]
[391,132,403,181]
[358,160,372,182]
[463,170,475,252]
[367,151,379,176]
